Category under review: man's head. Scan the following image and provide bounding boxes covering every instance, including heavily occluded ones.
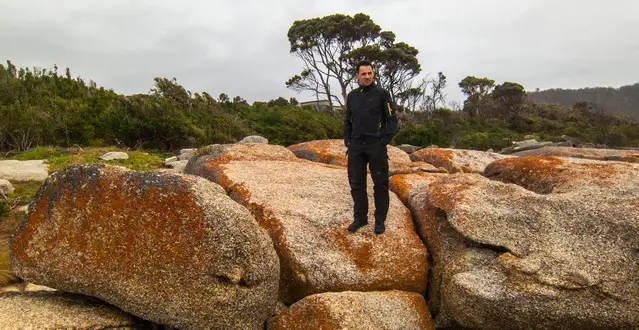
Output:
[356,60,374,87]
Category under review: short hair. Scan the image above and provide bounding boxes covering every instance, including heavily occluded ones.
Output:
[356,60,374,74]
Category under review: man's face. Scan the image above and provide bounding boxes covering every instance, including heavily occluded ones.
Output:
[356,65,374,86]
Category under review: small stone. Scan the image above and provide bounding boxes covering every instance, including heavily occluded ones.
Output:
[239,135,269,144]
[0,179,14,196]
[99,152,128,161]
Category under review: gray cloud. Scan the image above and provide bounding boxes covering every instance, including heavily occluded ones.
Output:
[1,0,638,104]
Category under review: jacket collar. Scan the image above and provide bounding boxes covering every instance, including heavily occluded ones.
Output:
[358,83,375,93]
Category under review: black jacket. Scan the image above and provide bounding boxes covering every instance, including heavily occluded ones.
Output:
[343,83,398,146]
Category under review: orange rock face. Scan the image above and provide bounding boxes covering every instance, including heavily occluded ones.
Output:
[511,146,639,163]
[410,148,513,173]
[0,291,150,329]
[389,172,448,206]
[288,139,444,175]
[185,143,298,180]
[289,139,412,167]
[10,164,280,330]
[288,140,350,167]
[409,157,639,329]
[269,291,435,330]
[189,154,429,304]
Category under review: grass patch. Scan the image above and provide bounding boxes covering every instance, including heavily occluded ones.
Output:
[3,146,170,173]
[5,146,64,161]
[8,181,42,206]
[0,201,9,218]
[2,146,169,173]
[47,149,166,172]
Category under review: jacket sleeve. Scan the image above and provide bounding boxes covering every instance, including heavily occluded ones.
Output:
[382,90,398,145]
[343,97,352,147]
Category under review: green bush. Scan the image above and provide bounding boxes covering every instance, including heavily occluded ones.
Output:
[1,60,637,154]
[604,130,628,148]
[393,124,442,147]
[8,181,42,206]
[235,105,342,146]
[8,146,64,160]
[0,200,9,218]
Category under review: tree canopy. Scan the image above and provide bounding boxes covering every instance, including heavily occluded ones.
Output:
[286,13,421,109]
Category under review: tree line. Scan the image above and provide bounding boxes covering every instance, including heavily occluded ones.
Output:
[529,84,639,120]
[0,61,342,152]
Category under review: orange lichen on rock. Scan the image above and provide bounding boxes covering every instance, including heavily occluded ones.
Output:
[290,139,348,166]
[9,164,280,330]
[410,148,454,167]
[389,172,448,206]
[269,291,436,330]
[389,175,413,206]
[426,174,477,212]
[511,146,639,164]
[209,159,428,304]
[184,143,297,178]
[484,156,566,194]
[410,148,511,174]
[409,156,639,329]
[287,139,413,169]
[389,161,449,176]
[12,167,205,275]
[287,140,348,167]
[484,156,633,194]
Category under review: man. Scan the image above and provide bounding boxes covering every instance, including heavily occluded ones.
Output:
[343,60,398,235]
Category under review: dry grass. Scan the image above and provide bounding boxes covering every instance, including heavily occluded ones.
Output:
[0,211,23,287]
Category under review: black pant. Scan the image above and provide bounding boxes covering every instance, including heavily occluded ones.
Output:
[347,139,389,225]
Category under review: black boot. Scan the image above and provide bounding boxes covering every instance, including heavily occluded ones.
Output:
[374,221,385,235]
[347,220,368,233]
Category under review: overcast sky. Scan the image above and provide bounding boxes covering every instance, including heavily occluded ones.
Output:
[2,0,638,104]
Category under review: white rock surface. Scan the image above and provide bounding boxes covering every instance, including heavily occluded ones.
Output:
[0,160,49,181]
[239,135,269,144]
[0,179,14,196]
[99,152,129,161]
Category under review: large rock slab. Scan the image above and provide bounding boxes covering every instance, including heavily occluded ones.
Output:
[0,160,49,181]
[388,162,448,176]
[288,139,410,167]
[186,154,428,304]
[410,148,513,173]
[389,172,448,206]
[410,156,639,329]
[0,291,150,329]
[511,146,639,163]
[10,164,279,329]
[269,291,435,330]
[288,139,444,175]
[185,143,298,179]
[500,139,554,154]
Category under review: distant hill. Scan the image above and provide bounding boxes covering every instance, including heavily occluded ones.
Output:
[528,83,639,119]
